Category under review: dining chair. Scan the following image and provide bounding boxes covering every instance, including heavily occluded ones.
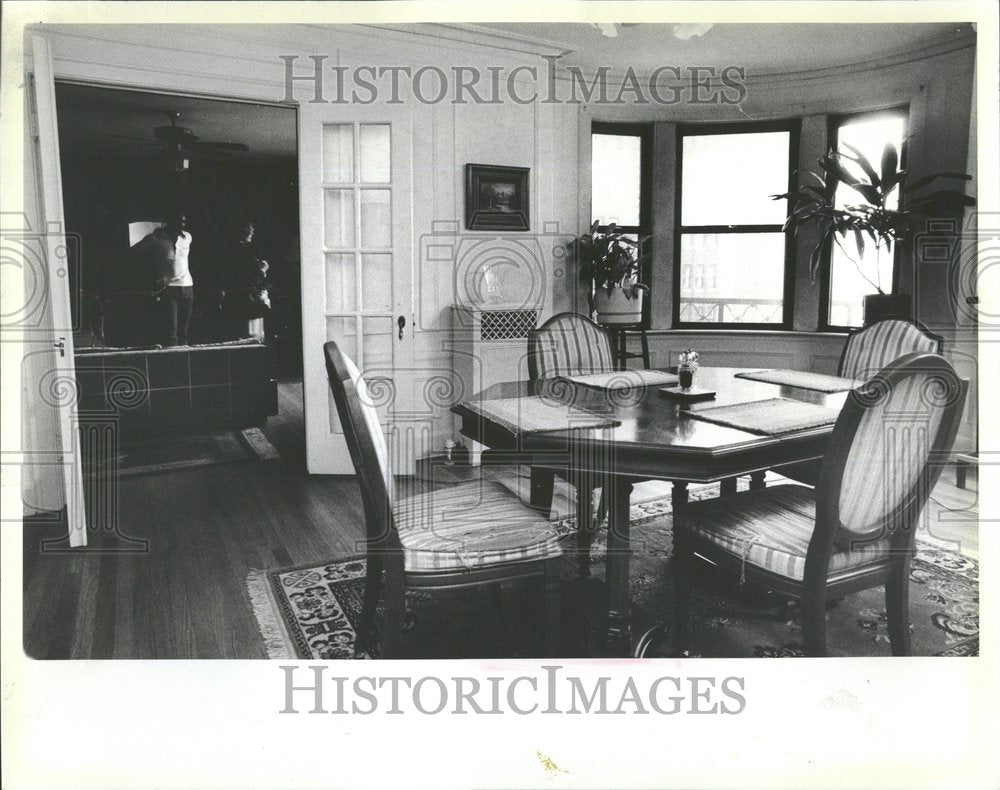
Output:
[325,340,564,658]
[779,316,944,486]
[673,351,966,656]
[526,312,616,575]
[838,316,943,379]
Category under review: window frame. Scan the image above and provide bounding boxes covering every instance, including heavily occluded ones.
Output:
[673,119,800,330]
[819,105,910,332]
[591,121,653,329]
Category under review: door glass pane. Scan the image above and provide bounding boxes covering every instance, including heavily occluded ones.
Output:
[592,133,641,226]
[326,315,358,433]
[359,124,391,183]
[324,253,356,312]
[322,124,354,182]
[679,233,785,323]
[359,189,391,248]
[361,316,394,415]
[681,132,790,226]
[324,189,355,248]
[361,253,392,311]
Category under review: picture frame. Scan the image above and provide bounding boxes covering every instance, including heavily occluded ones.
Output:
[465,164,530,231]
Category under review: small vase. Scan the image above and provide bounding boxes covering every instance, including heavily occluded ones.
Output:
[678,365,695,390]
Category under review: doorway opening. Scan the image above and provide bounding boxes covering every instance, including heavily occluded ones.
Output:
[54,82,305,464]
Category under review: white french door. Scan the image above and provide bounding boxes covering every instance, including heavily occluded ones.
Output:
[299,105,414,474]
[26,35,88,546]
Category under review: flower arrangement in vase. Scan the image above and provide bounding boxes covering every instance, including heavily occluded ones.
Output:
[678,348,699,389]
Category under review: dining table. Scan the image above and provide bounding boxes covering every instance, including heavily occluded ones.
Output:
[451,366,854,656]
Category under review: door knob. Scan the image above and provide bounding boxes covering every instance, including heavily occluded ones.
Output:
[397,315,406,340]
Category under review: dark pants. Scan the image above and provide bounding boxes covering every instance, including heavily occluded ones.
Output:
[157,286,193,346]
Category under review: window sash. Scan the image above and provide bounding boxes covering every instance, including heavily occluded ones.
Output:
[674,120,798,329]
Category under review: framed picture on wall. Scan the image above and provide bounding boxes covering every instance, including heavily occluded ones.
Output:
[465,164,530,231]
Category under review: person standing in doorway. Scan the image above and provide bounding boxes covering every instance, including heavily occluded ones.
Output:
[134,210,194,345]
[226,219,270,341]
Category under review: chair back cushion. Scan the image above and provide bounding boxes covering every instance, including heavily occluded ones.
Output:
[529,313,615,379]
[324,342,394,504]
[839,319,941,380]
[827,353,964,548]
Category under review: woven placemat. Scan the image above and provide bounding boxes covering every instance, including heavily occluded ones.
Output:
[564,369,678,389]
[684,397,841,435]
[735,369,862,393]
[464,396,619,434]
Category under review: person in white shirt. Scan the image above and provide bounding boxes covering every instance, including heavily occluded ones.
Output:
[133,211,194,345]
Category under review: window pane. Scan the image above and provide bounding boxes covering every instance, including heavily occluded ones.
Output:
[322,124,354,182]
[360,189,391,248]
[592,133,641,227]
[324,189,355,248]
[324,253,356,312]
[681,132,790,226]
[828,113,907,326]
[828,242,895,328]
[359,124,391,183]
[361,253,392,312]
[679,233,785,323]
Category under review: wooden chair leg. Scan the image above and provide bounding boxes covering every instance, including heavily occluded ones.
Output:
[542,558,563,657]
[801,592,828,657]
[382,557,406,659]
[574,474,596,578]
[529,465,556,512]
[886,558,912,656]
[356,553,382,656]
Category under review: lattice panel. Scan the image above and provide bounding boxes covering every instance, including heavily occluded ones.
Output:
[479,309,538,341]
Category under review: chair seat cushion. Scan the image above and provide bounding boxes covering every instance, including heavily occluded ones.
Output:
[394,481,564,572]
[678,485,889,582]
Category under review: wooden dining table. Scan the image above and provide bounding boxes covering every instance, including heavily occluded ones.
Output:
[451,367,853,656]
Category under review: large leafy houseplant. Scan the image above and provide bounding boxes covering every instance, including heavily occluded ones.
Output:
[569,220,650,302]
[774,142,975,295]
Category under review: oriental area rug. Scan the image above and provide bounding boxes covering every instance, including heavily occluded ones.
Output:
[247,483,978,660]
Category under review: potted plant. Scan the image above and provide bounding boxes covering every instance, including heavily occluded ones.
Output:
[569,220,650,325]
[773,143,975,324]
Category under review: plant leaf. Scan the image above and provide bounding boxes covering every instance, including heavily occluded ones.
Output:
[841,142,881,187]
[853,227,865,259]
[879,143,899,191]
[847,182,882,205]
[904,172,973,192]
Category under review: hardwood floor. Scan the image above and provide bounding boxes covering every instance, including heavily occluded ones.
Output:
[21,380,980,659]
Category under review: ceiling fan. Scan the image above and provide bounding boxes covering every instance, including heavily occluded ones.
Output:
[109,111,249,172]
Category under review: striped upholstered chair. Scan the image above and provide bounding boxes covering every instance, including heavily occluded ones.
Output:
[525,313,616,575]
[839,317,943,380]
[779,317,944,486]
[325,340,563,657]
[527,312,616,380]
[672,351,966,656]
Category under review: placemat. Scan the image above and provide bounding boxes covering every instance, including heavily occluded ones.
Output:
[464,396,620,434]
[734,369,862,393]
[564,369,678,389]
[684,397,841,435]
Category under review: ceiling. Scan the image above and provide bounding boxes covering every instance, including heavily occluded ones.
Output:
[55,82,297,161]
[463,22,975,76]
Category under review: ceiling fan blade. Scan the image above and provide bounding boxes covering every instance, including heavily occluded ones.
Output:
[106,134,160,144]
[188,141,249,152]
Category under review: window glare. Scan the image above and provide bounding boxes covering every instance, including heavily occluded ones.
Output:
[834,115,906,210]
[592,133,641,226]
[682,131,790,226]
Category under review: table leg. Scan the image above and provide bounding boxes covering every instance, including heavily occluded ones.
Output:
[529,464,556,511]
[671,481,690,652]
[750,471,767,491]
[720,477,737,497]
[605,476,634,656]
[573,469,595,578]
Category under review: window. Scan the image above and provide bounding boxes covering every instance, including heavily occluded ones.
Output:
[591,122,652,325]
[823,107,908,329]
[675,121,798,327]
